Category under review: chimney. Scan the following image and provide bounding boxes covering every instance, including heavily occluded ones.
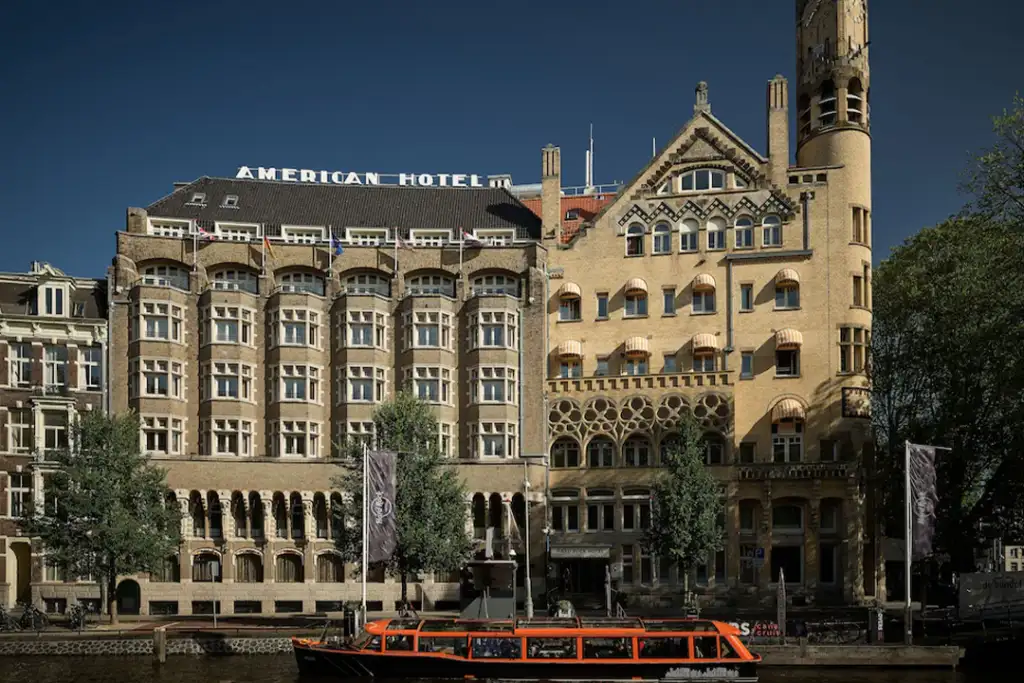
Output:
[767,74,790,187]
[694,81,711,115]
[541,144,562,242]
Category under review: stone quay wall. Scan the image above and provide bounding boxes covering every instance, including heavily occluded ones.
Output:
[0,633,303,657]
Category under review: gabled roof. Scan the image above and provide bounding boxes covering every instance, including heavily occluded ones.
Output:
[590,110,769,225]
[144,177,543,239]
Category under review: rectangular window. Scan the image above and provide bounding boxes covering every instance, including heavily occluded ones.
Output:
[141,415,184,455]
[410,366,452,405]
[205,362,252,402]
[852,206,864,243]
[820,439,838,462]
[735,224,754,248]
[43,411,69,456]
[79,346,102,390]
[738,442,756,464]
[473,422,516,459]
[740,352,754,378]
[139,302,184,342]
[839,327,868,373]
[622,545,634,584]
[663,288,676,315]
[408,311,452,349]
[8,473,31,518]
[707,229,725,250]
[853,275,863,306]
[207,419,252,457]
[863,264,871,308]
[271,308,319,348]
[43,346,67,388]
[663,354,677,373]
[596,293,609,319]
[275,421,319,458]
[43,286,65,316]
[775,349,800,377]
[692,291,715,313]
[559,360,581,378]
[274,365,320,403]
[346,366,385,403]
[772,423,803,463]
[775,285,799,309]
[9,408,33,454]
[472,366,516,404]
[595,357,609,377]
[8,343,32,387]
[559,298,581,322]
[740,544,758,584]
[475,311,516,349]
[138,359,184,399]
[624,359,647,376]
[201,306,254,346]
[693,353,715,373]
[740,284,753,311]
[587,503,616,532]
[763,221,782,246]
[624,294,647,317]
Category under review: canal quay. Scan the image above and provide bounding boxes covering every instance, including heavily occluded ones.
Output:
[0,656,977,683]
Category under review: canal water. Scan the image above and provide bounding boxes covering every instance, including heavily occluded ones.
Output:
[0,656,979,683]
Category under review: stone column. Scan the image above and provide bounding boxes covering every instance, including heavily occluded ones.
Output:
[844,479,865,603]
[805,485,821,599]
[200,490,211,539]
[260,491,274,540]
[758,482,773,587]
[66,344,79,390]
[177,492,190,539]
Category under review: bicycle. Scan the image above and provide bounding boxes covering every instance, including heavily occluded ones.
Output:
[396,600,419,619]
[68,603,88,632]
[19,602,49,633]
[0,604,22,632]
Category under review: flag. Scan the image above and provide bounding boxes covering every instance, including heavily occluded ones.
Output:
[330,230,344,256]
[908,443,940,560]
[396,234,413,250]
[366,449,398,564]
[263,235,275,258]
[196,223,216,240]
[462,229,485,246]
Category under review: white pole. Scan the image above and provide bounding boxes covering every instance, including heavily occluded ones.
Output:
[362,442,369,618]
[523,461,533,618]
[904,440,912,645]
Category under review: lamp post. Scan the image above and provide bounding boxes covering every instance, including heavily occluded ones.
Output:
[523,468,534,618]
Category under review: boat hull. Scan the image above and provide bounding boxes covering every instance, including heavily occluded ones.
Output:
[293,640,758,681]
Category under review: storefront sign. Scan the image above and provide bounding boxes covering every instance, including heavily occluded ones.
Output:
[723,620,780,637]
[550,546,611,560]
[235,166,488,187]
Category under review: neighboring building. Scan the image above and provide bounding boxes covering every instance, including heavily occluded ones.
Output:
[103,178,548,616]
[539,0,876,606]
[1006,546,1023,573]
[0,262,108,611]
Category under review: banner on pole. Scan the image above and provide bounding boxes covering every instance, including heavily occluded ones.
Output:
[367,449,398,563]
[908,443,940,560]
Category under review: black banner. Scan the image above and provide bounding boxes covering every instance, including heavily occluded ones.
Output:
[367,449,397,563]
[908,443,939,560]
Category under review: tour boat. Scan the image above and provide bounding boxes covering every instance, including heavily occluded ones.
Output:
[293,616,761,681]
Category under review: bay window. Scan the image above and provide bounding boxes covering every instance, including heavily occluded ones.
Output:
[472,422,516,459]
[408,366,452,405]
[202,306,254,346]
[133,359,184,400]
[473,311,517,349]
[141,415,184,455]
[344,365,386,403]
[272,364,320,403]
[405,311,452,350]
[270,308,320,348]
[204,419,252,457]
[274,421,320,458]
[135,301,184,343]
[470,366,516,404]
[343,310,386,349]
[203,362,253,402]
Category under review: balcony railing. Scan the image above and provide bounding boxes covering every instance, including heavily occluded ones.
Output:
[737,462,854,481]
[548,371,732,395]
[139,274,190,292]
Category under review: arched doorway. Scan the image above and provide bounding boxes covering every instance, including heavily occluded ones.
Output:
[12,542,31,605]
[116,579,141,615]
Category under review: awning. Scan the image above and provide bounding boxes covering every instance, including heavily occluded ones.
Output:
[691,333,719,352]
[558,340,583,359]
[624,278,648,296]
[771,398,806,422]
[624,336,650,357]
[558,282,581,299]
[775,268,800,286]
[693,273,716,291]
[775,328,804,349]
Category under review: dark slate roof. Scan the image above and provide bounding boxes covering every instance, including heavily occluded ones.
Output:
[0,280,107,320]
[144,177,543,240]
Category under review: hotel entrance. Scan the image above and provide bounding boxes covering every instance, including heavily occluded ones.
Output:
[550,545,610,609]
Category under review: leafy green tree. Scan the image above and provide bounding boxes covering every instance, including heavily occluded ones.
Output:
[962,93,1024,224]
[642,413,723,595]
[334,392,473,605]
[19,411,182,623]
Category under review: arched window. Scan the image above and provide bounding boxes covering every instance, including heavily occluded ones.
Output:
[659,434,681,465]
[317,553,345,583]
[248,492,264,538]
[314,493,329,539]
[472,493,486,531]
[142,264,188,291]
[406,274,454,297]
[551,438,580,469]
[623,436,652,467]
[680,219,699,252]
[847,78,864,124]
[653,223,672,254]
[819,80,837,127]
[189,491,205,538]
[290,492,305,540]
[772,419,804,463]
[762,215,782,247]
[734,216,754,249]
[344,272,390,297]
[488,493,503,530]
[278,271,325,296]
[231,492,247,538]
[234,552,263,583]
[626,224,644,256]
[273,493,288,539]
[275,553,304,583]
[771,503,805,584]
[207,492,222,538]
[330,493,345,540]
[192,552,221,583]
[703,433,726,465]
[471,274,519,297]
[706,217,726,251]
[210,268,258,294]
[587,437,615,468]
[151,555,180,583]
[681,169,725,192]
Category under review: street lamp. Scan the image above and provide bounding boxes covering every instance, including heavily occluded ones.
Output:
[523,470,534,618]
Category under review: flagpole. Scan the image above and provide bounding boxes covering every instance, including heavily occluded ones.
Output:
[362,441,369,619]
[459,230,464,274]
[192,222,198,272]
[393,227,399,274]
[904,440,912,645]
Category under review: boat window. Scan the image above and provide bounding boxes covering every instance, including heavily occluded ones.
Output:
[385,634,414,651]
[582,637,633,659]
[388,618,422,630]
[364,635,382,651]
[420,619,463,632]
[693,636,718,659]
[638,637,689,658]
[418,636,469,657]
[471,637,522,659]
[352,631,378,650]
[526,637,577,659]
[720,637,742,659]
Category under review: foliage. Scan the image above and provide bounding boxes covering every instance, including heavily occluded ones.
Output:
[19,411,182,622]
[333,392,473,601]
[642,413,723,590]
[873,95,1024,561]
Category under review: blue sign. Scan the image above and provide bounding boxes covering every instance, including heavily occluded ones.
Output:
[755,547,765,560]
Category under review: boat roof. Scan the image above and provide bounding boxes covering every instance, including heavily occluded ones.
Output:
[370,617,737,635]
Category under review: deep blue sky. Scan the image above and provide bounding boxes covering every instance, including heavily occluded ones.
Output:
[1,0,1021,278]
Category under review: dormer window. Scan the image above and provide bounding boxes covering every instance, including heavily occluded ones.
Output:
[189,193,207,205]
[681,169,725,192]
[222,195,239,208]
[625,224,644,256]
[565,209,580,221]
[38,284,68,317]
[735,176,749,189]
[656,179,672,195]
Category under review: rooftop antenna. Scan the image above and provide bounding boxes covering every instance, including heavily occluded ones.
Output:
[652,137,656,159]
[585,123,595,193]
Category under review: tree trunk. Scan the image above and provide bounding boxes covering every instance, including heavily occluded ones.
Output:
[401,571,408,607]
[107,572,119,625]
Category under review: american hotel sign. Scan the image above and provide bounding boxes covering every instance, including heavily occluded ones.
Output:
[235,166,495,188]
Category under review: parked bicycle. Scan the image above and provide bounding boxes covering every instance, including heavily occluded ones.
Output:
[19,602,49,632]
[396,600,419,619]
[68,602,88,632]
[0,604,22,632]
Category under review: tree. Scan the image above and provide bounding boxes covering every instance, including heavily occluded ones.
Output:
[334,392,474,605]
[643,413,723,596]
[19,411,182,623]
[962,93,1024,225]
